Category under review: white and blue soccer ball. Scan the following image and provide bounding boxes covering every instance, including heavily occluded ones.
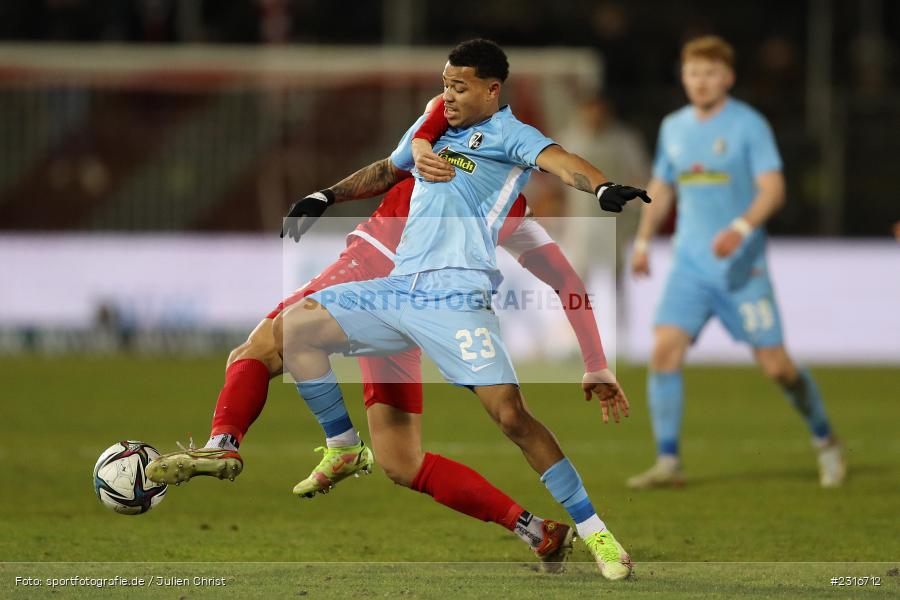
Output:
[93,441,167,515]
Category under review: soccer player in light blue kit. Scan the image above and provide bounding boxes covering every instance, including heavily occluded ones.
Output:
[628,36,846,489]
[274,39,650,579]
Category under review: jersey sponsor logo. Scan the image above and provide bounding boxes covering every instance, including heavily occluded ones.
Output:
[467,131,484,150]
[437,146,478,174]
[677,169,731,185]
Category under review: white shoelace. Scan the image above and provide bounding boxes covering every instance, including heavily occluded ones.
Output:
[175,434,196,453]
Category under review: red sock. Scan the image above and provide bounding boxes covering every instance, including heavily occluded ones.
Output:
[411,452,523,531]
[209,359,271,444]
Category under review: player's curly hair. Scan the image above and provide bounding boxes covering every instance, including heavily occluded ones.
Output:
[448,39,509,82]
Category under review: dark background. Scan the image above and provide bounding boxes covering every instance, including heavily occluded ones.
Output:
[0,0,896,236]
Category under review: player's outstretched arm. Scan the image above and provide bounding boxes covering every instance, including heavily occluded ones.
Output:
[281,158,409,241]
[582,369,630,424]
[632,177,676,276]
[514,235,607,373]
[712,170,785,258]
[519,243,629,424]
[330,157,410,203]
[499,215,628,424]
[535,145,651,213]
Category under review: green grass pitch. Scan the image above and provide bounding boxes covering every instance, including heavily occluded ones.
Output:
[1,356,897,598]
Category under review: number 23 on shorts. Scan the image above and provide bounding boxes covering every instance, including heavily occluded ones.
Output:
[456,328,497,361]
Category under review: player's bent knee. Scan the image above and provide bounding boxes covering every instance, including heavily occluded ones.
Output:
[226,339,282,375]
[227,320,280,373]
[760,358,793,385]
[755,347,796,385]
[226,342,251,367]
[650,325,691,371]
[495,403,534,441]
[271,313,286,351]
[277,303,319,353]
[477,385,533,441]
[279,299,347,355]
[652,333,688,371]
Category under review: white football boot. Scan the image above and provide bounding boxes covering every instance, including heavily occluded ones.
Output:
[816,438,847,488]
[626,455,684,489]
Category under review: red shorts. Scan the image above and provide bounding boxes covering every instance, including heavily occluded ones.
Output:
[267,243,424,414]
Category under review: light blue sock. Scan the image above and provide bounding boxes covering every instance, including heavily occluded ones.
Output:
[295,369,356,445]
[540,458,605,538]
[781,368,832,440]
[648,370,684,457]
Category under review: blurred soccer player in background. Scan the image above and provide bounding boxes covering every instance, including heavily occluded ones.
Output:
[559,94,650,278]
[628,35,846,489]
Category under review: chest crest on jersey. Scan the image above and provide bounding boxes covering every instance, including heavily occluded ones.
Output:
[437,146,478,174]
[713,138,727,155]
[467,131,484,150]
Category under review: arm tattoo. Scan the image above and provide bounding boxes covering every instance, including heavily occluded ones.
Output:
[330,158,405,202]
[572,173,594,194]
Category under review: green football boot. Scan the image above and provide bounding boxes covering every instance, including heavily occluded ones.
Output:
[583,529,633,581]
[146,441,243,485]
[293,441,374,498]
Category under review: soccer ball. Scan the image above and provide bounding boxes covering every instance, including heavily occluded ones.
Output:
[93,441,167,515]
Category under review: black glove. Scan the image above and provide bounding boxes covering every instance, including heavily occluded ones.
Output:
[595,182,652,213]
[280,189,335,241]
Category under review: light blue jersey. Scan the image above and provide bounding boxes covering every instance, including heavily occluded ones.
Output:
[305,105,556,387]
[652,98,785,346]
[653,97,782,287]
[390,106,556,286]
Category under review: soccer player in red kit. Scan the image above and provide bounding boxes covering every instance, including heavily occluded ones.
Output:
[149,97,614,570]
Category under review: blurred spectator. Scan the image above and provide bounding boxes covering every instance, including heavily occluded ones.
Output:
[588,1,639,111]
[851,33,895,97]
[557,94,650,276]
[95,301,135,351]
[259,0,291,44]
[521,171,564,220]
[749,36,802,115]
[132,0,177,42]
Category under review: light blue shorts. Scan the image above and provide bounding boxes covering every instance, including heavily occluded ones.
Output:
[654,263,784,347]
[309,269,518,387]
